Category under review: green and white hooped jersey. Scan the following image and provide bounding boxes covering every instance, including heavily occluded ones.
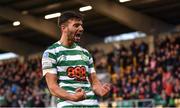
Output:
[42,41,99,108]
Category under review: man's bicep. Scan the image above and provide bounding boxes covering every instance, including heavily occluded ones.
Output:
[45,73,58,88]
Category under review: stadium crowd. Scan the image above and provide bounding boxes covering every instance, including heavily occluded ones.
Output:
[0,56,49,107]
[0,35,179,107]
[92,35,180,107]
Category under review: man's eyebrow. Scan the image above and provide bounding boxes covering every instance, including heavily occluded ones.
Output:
[74,23,82,25]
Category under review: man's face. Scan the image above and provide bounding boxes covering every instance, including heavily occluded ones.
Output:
[63,19,84,43]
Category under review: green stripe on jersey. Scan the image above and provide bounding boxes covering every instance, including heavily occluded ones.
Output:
[48,43,60,49]
[58,60,88,66]
[48,52,56,59]
[62,86,92,92]
[56,50,90,58]
[59,79,89,84]
[89,63,94,68]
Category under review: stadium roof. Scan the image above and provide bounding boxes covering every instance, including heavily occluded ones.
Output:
[0,0,180,55]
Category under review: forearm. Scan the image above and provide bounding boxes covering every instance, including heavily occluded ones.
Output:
[89,73,103,96]
[48,84,73,101]
[89,73,110,97]
[92,79,101,91]
[93,80,106,96]
[45,73,74,101]
[93,87,102,96]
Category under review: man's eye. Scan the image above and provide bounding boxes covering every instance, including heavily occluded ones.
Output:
[74,24,79,27]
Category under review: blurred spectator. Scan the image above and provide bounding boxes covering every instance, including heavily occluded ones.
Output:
[105,35,179,107]
[0,56,48,107]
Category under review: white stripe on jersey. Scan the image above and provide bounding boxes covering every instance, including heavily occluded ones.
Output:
[66,91,95,96]
[89,57,93,64]
[43,68,57,76]
[89,68,95,73]
[59,76,74,80]
[57,55,82,61]
[57,99,99,108]
[59,82,91,88]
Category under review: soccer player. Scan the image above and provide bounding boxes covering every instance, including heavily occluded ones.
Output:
[42,11,111,108]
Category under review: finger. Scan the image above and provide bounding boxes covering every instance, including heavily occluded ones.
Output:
[103,84,111,90]
[75,88,82,92]
[103,87,110,92]
[100,88,109,96]
[104,83,111,87]
[103,84,110,89]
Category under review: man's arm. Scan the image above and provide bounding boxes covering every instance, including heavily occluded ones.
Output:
[45,73,86,102]
[88,73,111,97]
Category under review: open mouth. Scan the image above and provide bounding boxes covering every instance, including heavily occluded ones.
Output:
[74,33,82,42]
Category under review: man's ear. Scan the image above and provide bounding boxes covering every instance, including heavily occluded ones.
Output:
[61,24,65,30]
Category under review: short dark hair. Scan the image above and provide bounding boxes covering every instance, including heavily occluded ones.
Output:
[58,11,83,26]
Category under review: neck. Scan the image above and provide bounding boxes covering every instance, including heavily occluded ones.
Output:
[59,34,74,47]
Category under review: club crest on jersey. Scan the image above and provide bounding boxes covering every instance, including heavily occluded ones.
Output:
[59,55,66,61]
[43,52,49,58]
[81,54,88,61]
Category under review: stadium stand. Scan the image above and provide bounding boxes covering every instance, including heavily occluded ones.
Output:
[0,34,179,107]
[0,56,50,107]
[90,34,180,107]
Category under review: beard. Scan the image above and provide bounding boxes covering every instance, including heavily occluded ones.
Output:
[67,32,74,42]
[67,32,82,43]
[66,27,83,43]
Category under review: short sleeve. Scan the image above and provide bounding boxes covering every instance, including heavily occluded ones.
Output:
[88,53,96,73]
[42,50,57,76]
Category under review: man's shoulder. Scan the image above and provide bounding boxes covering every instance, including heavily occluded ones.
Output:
[47,42,60,50]
[42,42,60,54]
[76,44,89,53]
[75,44,92,57]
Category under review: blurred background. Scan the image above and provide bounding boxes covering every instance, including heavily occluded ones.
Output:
[0,0,179,107]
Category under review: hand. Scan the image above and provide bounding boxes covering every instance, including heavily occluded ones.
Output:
[70,88,86,102]
[99,83,111,97]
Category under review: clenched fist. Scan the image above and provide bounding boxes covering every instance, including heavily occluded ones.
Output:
[70,88,86,102]
[93,83,111,97]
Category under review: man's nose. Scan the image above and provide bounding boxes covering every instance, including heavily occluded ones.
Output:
[79,26,84,32]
